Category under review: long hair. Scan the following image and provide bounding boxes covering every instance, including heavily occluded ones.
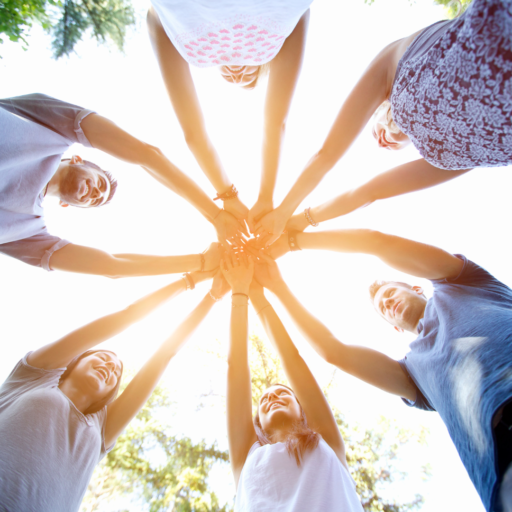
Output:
[253,383,320,466]
[59,350,123,415]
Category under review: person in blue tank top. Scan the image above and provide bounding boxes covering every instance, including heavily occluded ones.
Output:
[246,230,512,512]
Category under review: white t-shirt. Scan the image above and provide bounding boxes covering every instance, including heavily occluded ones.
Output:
[150,0,313,68]
[235,439,364,512]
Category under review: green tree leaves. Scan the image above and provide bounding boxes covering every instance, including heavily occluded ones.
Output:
[0,0,135,58]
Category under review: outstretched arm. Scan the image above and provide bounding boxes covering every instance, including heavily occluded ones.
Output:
[221,251,257,486]
[249,250,416,402]
[147,7,249,226]
[290,229,463,280]
[104,271,229,447]
[27,270,215,370]
[80,114,245,243]
[249,280,347,468]
[247,11,309,232]
[286,160,471,231]
[253,38,401,244]
[48,242,221,278]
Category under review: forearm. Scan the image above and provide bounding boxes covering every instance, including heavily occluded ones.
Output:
[226,298,255,474]
[29,277,189,370]
[50,244,204,277]
[277,150,336,218]
[186,134,232,194]
[105,293,216,445]
[141,150,221,222]
[295,229,382,256]
[259,119,285,203]
[271,283,343,363]
[272,283,415,400]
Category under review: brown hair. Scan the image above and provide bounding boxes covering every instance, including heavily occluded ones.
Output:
[253,383,320,466]
[59,350,123,415]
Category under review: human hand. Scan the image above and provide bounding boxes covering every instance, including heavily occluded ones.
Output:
[223,196,249,225]
[191,268,217,285]
[220,250,254,295]
[213,210,248,247]
[245,247,285,292]
[203,242,223,271]
[247,198,273,234]
[286,212,309,232]
[253,206,289,248]
[209,270,231,300]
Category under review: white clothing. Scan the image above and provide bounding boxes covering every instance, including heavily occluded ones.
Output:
[234,439,364,512]
[150,0,312,68]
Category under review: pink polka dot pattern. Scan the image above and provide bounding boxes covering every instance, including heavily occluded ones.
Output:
[174,17,288,68]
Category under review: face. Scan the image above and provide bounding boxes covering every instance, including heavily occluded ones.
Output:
[373,283,427,333]
[59,156,111,208]
[219,65,260,88]
[372,109,411,151]
[70,351,122,401]
[258,385,302,432]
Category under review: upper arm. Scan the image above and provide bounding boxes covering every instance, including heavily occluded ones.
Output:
[326,343,416,401]
[263,11,309,130]
[147,8,206,142]
[80,114,156,166]
[49,243,117,277]
[373,231,464,280]
[318,41,400,164]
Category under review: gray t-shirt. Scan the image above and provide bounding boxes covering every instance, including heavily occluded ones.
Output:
[0,93,95,270]
[0,354,113,512]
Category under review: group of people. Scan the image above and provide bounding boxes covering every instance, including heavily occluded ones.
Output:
[1,0,512,511]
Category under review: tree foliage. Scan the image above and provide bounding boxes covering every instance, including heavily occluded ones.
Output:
[81,380,230,512]
[82,335,429,511]
[0,0,135,58]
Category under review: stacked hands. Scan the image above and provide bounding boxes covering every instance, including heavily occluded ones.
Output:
[201,244,286,303]
[213,194,307,249]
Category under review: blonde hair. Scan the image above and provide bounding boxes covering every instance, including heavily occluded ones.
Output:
[372,100,402,135]
[246,61,272,89]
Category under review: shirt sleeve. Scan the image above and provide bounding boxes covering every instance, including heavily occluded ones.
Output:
[398,359,436,412]
[0,232,71,271]
[433,254,511,295]
[0,353,65,405]
[0,93,95,147]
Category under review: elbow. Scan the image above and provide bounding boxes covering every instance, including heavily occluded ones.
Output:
[101,256,124,279]
[183,128,208,153]
[138,142,165,167]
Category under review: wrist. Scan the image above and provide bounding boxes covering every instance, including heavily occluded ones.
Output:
[232,285,250,295]
[268,280,287,295]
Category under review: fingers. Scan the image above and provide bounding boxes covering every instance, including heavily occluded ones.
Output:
[263,233,281,248]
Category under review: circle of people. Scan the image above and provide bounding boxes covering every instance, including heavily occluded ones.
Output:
[1,0,511,511]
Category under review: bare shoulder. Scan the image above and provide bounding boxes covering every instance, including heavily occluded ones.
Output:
[378,27,426,96]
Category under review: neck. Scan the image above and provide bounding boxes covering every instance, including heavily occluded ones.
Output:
[46,165,65,198]
[59,379,94,414]
[268,427,290,444]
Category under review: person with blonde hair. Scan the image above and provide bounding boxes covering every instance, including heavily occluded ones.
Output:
[146,0,312,233]
[253,0,512,244]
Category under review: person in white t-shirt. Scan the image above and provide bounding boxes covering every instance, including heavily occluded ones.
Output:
[220,251,363,512]
[146,0,312,233]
